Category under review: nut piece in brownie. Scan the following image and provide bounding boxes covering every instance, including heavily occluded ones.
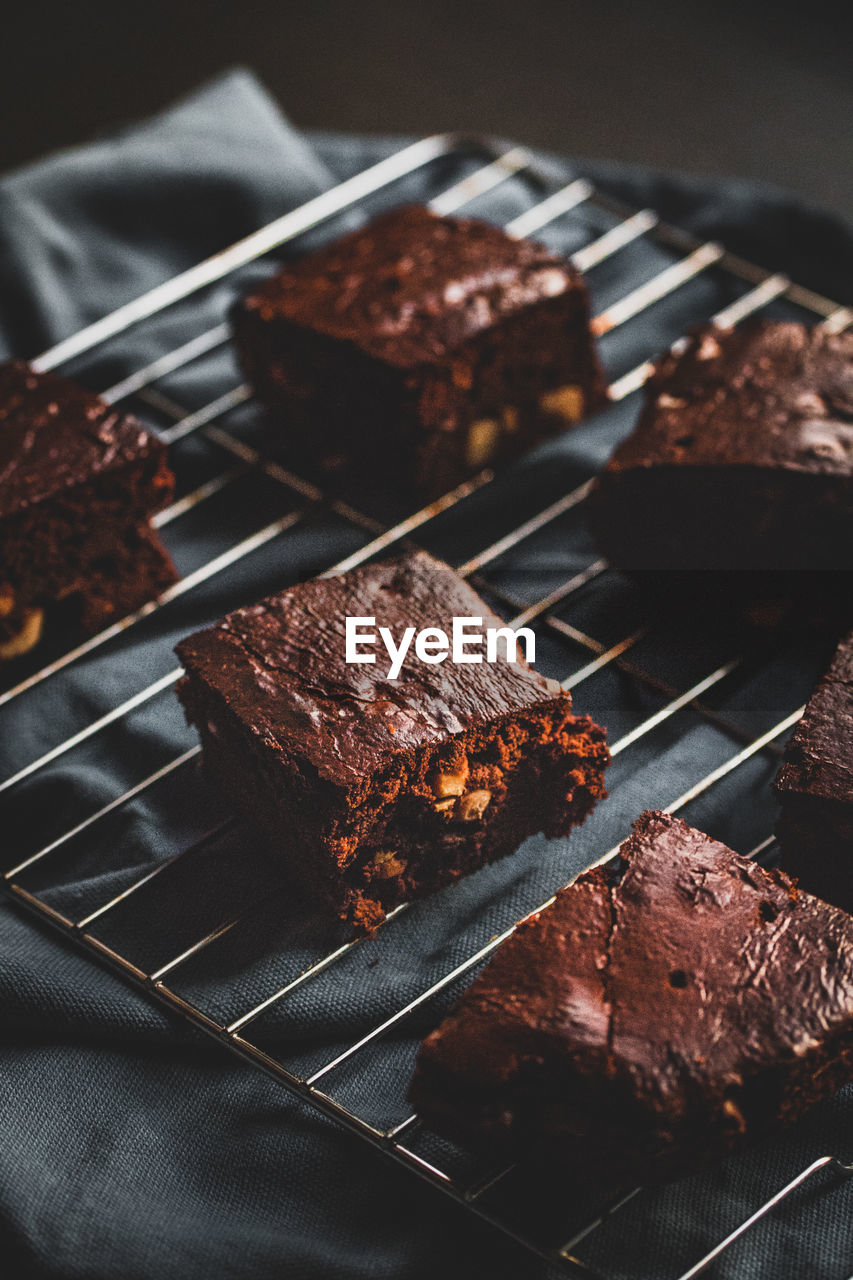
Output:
[231,204,608,505]
[409,810,853,1184]
[587,320,853,573]
[775,630,853,912]
[175,551,609,932]
[0,361,177,661]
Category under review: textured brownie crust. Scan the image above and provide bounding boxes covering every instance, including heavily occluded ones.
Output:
[232,205,608,503]
[776,630,853,910]
[587,320,853,571]
[237,204,599,368]
[409,810,853,1184]
[0,361,176,656]
[176,551,609,929]
[0,360,170,518]
[177,549,585,784]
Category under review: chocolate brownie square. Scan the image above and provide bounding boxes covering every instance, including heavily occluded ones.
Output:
[0,361,176,660]
[775,630,853,912]
[175,551,609,932]
[232,205,608,505]
[587,320,853,572]
[410,810,853,1184]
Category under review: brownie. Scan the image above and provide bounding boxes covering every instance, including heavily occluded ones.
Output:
[0,361,177,660]
[775,630,853,912]
[409,810,853,1184]
[587,320,853,574]
[175,551,609,932]
[231,204,608,506]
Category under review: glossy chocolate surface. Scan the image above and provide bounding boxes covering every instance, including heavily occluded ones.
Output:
[606,320,853,477]
[0,360,165,520]
[239,204,586,369]
[410,810,853,1178]
[777,631,853,804]
[176,551,568,788]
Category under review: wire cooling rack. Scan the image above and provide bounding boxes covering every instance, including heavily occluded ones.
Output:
[3,134,853,1279]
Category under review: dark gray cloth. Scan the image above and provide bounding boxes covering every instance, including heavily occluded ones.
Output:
[1,68,852,1280]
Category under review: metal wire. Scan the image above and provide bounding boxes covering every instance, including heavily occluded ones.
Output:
[675,1157,853,1280]
[0,156,655,714]
[2,133,851,1278]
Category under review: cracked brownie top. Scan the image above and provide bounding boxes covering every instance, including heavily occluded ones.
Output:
[235,204,589,370]
[776,629,853,806]
[409,809,853,1180]
[601,321,853,479]
[175,550,570,787]
[0,360,168,521]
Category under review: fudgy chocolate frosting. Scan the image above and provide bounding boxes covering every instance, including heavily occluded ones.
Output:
[176,551,568,788]
[238,205,585,369]
[776,630,853,805]
[410,810,853,1177]
[603,320,853,478]
[0,360,167,520]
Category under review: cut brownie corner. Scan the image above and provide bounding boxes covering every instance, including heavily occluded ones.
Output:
[231,204,608,504]
[775,629,853,913]
[0,360,177,660]
[174,550,609,933]
[409,808,853,1184]
[335,700,610,932]
[587,320,853,579]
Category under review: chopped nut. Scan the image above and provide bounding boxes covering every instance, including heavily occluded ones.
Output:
[501,405,519,433]
[722,1098,746,1132]
[0,606,44,661]
[657,393,687,409]
[369,850,407,880]
[696,333,722,361]
[433,759,469,797]
[539,384,584,423]
[451,361,473,390]
[534,268,569,297]
[465,417,500,468]
[434,797,457,813]
[457,789,492,821]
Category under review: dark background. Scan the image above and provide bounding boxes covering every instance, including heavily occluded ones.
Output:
[3,0,852,218]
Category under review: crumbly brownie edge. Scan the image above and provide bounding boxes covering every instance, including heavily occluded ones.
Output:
[176,658,609,932]
[0,448,176,654]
